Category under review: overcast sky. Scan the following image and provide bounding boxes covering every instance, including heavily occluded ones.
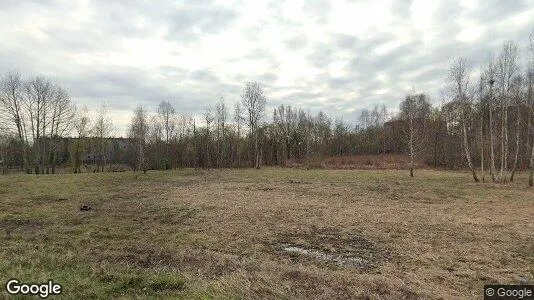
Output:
[1,0,534,135]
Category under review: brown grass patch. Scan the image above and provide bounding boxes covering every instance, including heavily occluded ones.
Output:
[300,154,425,170]
[0,169,533,298]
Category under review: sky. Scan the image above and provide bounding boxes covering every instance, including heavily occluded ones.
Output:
[1,0,534,135]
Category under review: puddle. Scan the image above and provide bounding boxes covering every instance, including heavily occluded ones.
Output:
[281,244,370,269]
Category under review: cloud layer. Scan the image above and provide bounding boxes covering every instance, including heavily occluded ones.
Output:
[1,0,533,134]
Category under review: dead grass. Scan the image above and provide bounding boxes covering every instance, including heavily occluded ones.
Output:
[0,168,533,299]
[294,154,424,170]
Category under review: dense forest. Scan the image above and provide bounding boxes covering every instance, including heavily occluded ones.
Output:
[1,36,534,185]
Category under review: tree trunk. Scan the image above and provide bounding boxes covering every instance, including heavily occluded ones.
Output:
[101,138,105,172]
[51,137,57,174]
[254,129,260,169]
[220,126,225,169]
[409,117,414,177]
[206,130,210,170]
[14,119,30,173]
[463,122,479,183]
[499,104,506,182]
[529,140,534,187]
[480,117,486,182]
[489,92,497,182]
[480,111,484,182]
[504,106,509,178]
[510,104,521,182]
[236,124,241,168]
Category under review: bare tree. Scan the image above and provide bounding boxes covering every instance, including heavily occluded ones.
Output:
[129,106,149,173]
[496,42,519,182]
[0,71,30,173]
[48,86,74,174]
[273,105,298,165]
[0,130,10,174]
[203,107,214,169]
[449,57,479,183]
[399,90,431,177]
[234,101,244,167]
[157,101,176,170]
[148,114,163,169]
[509,75,524,182]
[215,97,227,168]
[25,75,55,174]
[526,32,534,186]
[93,103,113,172]
[477,75,486,182]
[241,82,266,169]
[72,106,91,173]
[483,56,498,182]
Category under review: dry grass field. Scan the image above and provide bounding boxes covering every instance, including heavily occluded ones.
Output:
[0,168,533,299]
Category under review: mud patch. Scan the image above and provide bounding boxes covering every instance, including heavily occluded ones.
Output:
[274,227,388,270]
[281,244,370,268]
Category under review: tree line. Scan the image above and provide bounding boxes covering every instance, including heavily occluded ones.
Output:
[1,34,533,186]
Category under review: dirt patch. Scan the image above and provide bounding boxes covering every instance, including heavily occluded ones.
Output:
[30,194,69,203]
[148,206,198,225]
[243,185,277,191]
[272,227,388,270]
[288,179,311,184]
[93,243,179,269]
[0,217,43,238]
[302,154,423,170]
[281,244,371,268]
[0,218,43,230]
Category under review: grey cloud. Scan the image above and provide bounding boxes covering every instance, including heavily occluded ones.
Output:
[303,0,331,23]
[189,69,219,82]
[284,35,309,50]
[165,3,238,42]
[88,0,239,43]
[433,2,464,23]
[327,76,359,90]
[389,0,413,20]
[332,33,360,50]
[244,48,275,60]
[306,43,334,68]
[258,73,278,84]
[467,0,531,23]
[1,0,534,133]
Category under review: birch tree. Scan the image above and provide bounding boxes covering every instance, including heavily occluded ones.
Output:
[93,103,113,172]
[234,101,243,167]
[483,56,498,183]
[48,86,74,174]
[526,32,534,186]
[72,106,91,173]
[496,42,519,182]
[449,56,479,182]
[215,97,227,168]
[509,75,524,182]
[399,91,430,177]
[157,101,176,170]
[203,107,214,169]
[241,82,266,169]
[129,106,149,173]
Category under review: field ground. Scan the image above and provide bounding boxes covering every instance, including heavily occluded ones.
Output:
[0,168,533,299]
